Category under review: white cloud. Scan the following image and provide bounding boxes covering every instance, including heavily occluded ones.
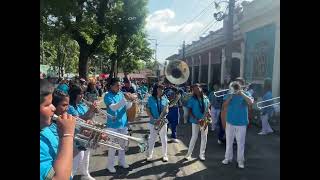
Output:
[146,9,203,34]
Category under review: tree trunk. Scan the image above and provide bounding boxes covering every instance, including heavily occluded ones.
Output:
[109,53,117,79]
[79,47,90,80]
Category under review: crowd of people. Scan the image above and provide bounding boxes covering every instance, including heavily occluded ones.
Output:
[40,72,278,179]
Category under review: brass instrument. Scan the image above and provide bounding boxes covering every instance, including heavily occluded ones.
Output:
[165,60,190,85]
[256,97,280,110]
[82,98,115,120]
[214,81,247,97]
[199,112,212,132]
[52,115,148,152]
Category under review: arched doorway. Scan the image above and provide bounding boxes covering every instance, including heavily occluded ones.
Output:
[231,57,240,81]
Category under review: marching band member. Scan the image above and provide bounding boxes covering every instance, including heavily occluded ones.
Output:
[258,78,274,135]
[165,86,180,143]
[184,83,210,161]
[208,83,223,132]
[181,86,192,124]
[40,79,76,180]
[67,85,96,180]
[221,77,254,169]
[145,83,169,162]
[104,78,132,173]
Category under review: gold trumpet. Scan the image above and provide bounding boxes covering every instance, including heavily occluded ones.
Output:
[52,114,148,152]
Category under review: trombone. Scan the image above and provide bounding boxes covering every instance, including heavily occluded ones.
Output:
[52,114,148,152]
[256,97,280,110]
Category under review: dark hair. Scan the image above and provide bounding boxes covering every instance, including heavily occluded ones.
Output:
[86,82,96,93]
[68,85,83,107]
[192,83,205,113]
[40,79,54,104]
[109,78,120,87]
[52,90,69,107]
[152,83,164,98]
[263,78,272,93]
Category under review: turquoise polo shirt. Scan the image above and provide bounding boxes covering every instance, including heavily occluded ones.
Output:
[40,125,59,180]
[57,84,69,94]
[104,91,128,129]
[223,92,253,126]
[67,102,89,116]
[186,96,210,124]
[146,96,169,125]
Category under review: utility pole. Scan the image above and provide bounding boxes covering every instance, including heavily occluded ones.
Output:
[225,0,235,81]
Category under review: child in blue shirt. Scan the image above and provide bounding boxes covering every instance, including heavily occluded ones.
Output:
[40,79,75,180]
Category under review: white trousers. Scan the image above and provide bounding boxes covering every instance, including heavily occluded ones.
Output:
[148,123,168,157]
[260,114,274,133]
[210,108,221,130]
[182,106,189,123]
[72,149,91,176]
[186,123,208,157]
[224,122,247,162]
[106,127,128,168]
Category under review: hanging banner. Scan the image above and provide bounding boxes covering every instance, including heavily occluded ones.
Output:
[244,23,276,82]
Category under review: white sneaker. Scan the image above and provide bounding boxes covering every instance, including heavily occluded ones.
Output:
[107,166,116,173]
[120,163,129,169]
[258,132,267,135]
[184,155,191,161]
[82,175,96,180]
[172,138,179,143]
[163,156,169,162]
[217,140,222,144]
[146,155,153,161]
[222,159,232,165]
[199,155,205,161]
[238,161,245,169]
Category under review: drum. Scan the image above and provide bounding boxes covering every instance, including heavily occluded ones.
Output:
[127,102,139,122]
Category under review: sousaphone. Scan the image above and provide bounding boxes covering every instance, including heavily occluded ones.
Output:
[165,60,190,85]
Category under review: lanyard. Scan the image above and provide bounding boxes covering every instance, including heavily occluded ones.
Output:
[196,97,205,114]
[156,97,162,115]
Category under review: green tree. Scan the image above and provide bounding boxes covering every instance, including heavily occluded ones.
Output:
[41,0,151,79]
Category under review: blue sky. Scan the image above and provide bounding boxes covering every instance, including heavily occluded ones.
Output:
[145,0,251,64]
[146,0,226,64]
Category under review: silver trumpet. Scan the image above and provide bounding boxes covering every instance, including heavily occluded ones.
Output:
[52,114,148,152]
[82,98,115,119]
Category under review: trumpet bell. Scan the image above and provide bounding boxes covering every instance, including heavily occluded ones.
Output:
[165,60,190,85]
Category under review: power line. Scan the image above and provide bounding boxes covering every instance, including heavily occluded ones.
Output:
[161,0,216,43]
[176,0,216,33]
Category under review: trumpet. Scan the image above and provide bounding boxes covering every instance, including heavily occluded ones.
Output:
[52,114,148,152]
[256,97,280,110]
[82,98,115,120]
[214,81,248,97]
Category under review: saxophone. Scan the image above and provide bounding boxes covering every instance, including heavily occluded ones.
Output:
[154,93,181,132]
[198,96,212,132]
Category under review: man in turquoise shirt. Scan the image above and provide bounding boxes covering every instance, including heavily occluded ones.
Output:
[104,78,131,173]
[221,77,254,169]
